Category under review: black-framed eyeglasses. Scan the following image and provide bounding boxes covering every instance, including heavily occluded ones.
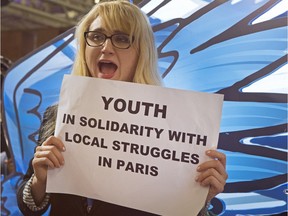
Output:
[84,31,134,49]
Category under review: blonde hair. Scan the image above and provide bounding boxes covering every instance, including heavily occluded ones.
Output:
[72,0,162,85]
[40,1,163,140]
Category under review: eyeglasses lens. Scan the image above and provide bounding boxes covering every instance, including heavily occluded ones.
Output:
[85,32,131,49]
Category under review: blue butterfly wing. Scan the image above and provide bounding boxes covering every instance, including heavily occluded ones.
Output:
[143,0,287,215]
[2,28,75,215]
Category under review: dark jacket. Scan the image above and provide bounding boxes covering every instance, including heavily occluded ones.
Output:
[18,159,159,216]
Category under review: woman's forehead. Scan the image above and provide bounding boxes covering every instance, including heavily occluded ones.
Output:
[89,15,132,34]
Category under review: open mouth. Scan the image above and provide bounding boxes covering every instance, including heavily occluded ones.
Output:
[98,61,118,78]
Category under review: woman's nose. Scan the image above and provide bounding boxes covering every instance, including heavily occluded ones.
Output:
[101,38,114,54]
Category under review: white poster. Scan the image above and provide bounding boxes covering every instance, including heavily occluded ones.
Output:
[47,74,224,216]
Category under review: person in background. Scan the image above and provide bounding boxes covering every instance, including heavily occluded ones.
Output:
[17,1,228,215]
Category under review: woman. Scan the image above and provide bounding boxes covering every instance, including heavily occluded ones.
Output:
[17,1,227,215]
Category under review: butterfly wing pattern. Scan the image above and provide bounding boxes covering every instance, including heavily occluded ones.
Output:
[1,29,76,215]
[1,0,287,215]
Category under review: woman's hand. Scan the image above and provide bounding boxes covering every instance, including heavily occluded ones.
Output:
[195,149,228,202]
[31,136,65,204]
[32,136,65,183]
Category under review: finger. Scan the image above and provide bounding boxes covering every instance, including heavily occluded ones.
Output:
[38,145,65,166]
[198,159,227,180]
[201,175,225,194]
[42,136,66,152]
[34,148,63,168]
[35,145,43,152]
[196,170,226,202]
[206,149,226,168]
[196,167,226,186]
[36,136,66,166]
[33,156,56,169]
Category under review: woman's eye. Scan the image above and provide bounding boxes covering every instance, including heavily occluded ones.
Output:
[92,34,104,41]
[114,35,130,43]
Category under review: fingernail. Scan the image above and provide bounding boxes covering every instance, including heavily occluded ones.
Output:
[62,146,66,151]
[195,176,199,181]
[197,166,201,171]
[206,150,211,154]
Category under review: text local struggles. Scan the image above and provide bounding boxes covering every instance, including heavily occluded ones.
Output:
[62,114,207,145]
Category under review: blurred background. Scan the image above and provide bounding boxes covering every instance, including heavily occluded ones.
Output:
[1,0,142,179]
[1,0,142,62]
